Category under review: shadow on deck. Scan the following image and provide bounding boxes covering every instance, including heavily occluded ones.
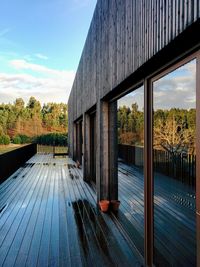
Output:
[0,154,143,267]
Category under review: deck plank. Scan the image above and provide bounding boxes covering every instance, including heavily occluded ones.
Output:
[71,164,144,266]
[0,164,42,266]
[37,163,55,267]
[2,165,47,267]
[25,163,53,267]
[61,165,84,267]
[0,154,143,267]
[13,165,50,267]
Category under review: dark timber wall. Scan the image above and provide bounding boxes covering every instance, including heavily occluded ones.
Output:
[68,0,200,199]
[69,0,200,120]
[68,0,200,155]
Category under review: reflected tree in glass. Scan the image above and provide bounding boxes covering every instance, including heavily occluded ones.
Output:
[153,59,196,266]
[117,86,145,256]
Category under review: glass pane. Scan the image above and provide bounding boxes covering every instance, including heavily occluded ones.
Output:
[153,59,196,266]
[117,86,144,256]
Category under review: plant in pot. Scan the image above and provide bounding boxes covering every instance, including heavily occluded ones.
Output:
[110,200,120,211]
[99,200,110,212]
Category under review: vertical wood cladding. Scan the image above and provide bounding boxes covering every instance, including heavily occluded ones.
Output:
[68,0,200,122]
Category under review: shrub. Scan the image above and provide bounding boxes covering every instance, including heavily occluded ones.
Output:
[0,134,10,145]
[13,136,22,144]
[18,134,31,144]
[35,133,68,146]
[4,135,10,145]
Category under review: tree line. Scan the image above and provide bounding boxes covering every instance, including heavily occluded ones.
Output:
[118,103,196,155]
[0,97,68,145]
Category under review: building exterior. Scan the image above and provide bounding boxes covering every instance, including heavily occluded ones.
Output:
[68,1,200,266]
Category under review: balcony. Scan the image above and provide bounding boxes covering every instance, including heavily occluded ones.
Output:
[0,153,142,267]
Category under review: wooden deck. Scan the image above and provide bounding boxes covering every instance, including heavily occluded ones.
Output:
[0,154,143,267]
[118,162,196,266]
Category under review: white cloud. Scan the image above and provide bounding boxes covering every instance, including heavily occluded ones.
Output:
[0,60,75,104]
[10,59,75,78]
[35,53,48,60]
[153,60,196,110]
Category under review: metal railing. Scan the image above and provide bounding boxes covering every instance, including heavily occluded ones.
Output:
[118,144,196,187]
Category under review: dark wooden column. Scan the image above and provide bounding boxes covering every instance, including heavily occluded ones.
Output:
[78,121,83,164]
[96,100,109,201]
[96,100,118,202]
[109,101,118,200]
[83,113,90,182]
[144,79,153,266]
[76,123,80,162]
[72,123,77,161]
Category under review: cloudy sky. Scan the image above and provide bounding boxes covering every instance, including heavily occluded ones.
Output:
[118,86,144,111]
[0,0,96,105]
[118,59,196,110]
[153,59,196,110]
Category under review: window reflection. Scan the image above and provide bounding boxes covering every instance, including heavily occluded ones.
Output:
[117,86,144,256]
[153,59,196,266]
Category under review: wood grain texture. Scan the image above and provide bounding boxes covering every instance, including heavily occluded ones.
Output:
[68,0,200,136]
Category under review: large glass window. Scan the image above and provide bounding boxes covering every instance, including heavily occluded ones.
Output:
[153,59,196,266]
[117,86,144,256]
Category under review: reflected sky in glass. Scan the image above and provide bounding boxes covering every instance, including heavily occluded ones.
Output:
[154,59,196,110]
[117,86,144,110]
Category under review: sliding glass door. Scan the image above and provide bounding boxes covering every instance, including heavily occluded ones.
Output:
[153,59,197,266]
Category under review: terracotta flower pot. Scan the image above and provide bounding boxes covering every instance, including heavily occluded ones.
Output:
[99,200,110,212]
[110,200,120,211]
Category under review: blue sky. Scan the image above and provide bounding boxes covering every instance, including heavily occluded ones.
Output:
[0,0,96,104]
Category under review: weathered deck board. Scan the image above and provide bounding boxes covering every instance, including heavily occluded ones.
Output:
[69,164,143,266]
[0,154,142,267]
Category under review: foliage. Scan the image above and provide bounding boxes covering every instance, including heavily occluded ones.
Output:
[19,134,32,144]
[0,97,68,140]
[118,104,144,146]
[0,134,10,145]
[13,136,21,144]
[12,134,32,144]
[153,109,195,155]
[118,104,196,155]
[35,133,68,146]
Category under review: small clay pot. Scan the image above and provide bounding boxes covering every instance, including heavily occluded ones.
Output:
[110,200,120,211]
[99,200,110,212]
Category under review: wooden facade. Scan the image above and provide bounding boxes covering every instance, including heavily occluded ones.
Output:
[68,0,200,121]
[68,1,200,266]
